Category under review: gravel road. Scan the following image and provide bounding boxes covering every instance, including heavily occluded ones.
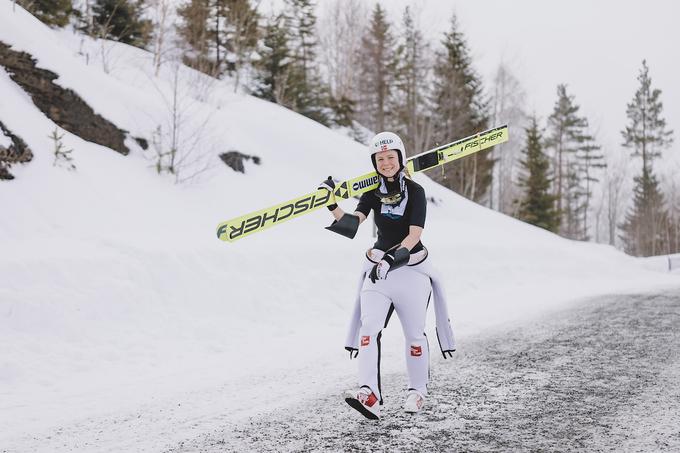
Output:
[169,290,680,452]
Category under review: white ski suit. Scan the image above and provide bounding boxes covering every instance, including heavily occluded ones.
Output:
[345,248,456,401]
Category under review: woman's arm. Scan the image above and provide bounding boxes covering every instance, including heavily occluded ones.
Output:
[401,225,423,251]
[354,211,367,224]
[329,206,367,224]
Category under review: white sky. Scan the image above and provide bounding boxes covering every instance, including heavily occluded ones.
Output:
[267,0,680,169]
[398,0,680,162]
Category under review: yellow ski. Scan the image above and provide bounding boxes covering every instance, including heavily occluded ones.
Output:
[217,125,508,242]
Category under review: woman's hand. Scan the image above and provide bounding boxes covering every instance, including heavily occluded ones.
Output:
[318,176,338,211]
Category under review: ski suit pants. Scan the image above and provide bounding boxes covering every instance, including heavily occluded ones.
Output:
[358,262,432,401]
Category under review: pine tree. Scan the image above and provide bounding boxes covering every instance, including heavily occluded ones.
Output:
[92,0,152,48]
[621,60,674,174]
[357,3,398,133]
[204,0,259,79]
[620,60,674,256]
[429,14,491,202]
[575,128,606,239]
[284,0,317,85]
[619,167,669,256]
[279,0,329,125]
[327,95,355,128]
[253,14,292,104]
[392,6,432,157]
[17,0,74,27]
[562,167,587,239]
[177,0,216,75]
[664,181,680,255]
[545,84,589,235]
[221,0,260,90]
[517,116,560,232]
[177,0,258,82]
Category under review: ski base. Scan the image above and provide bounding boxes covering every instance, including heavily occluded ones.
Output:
[344,396,380,420]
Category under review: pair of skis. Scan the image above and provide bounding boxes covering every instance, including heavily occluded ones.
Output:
[217,125,508,242]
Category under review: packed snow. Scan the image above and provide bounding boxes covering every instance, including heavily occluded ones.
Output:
[0,131,11,149]
[1,2,678,451]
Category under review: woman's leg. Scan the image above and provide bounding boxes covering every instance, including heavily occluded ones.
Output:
[358,289,394,402]
[392,271,431,395]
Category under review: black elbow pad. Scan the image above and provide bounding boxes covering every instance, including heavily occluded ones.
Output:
[325,214,360,239]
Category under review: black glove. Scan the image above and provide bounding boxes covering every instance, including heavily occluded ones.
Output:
[345,346,358,359]
[368,261,388,284]
[368,247,410,283]
[442,350,455,359]
[318,176,337,211]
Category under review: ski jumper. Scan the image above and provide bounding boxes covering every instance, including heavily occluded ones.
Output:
[346,176,456,402]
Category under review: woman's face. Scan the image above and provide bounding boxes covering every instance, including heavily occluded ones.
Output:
[375,150,400,178]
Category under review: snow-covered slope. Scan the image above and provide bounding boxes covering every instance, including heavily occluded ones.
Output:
[1,3,677,450]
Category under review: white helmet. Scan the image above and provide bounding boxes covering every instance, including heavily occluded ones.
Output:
[369,131,406,171]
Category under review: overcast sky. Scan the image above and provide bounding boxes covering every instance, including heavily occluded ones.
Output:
[407,1,678,159]
[262,0,679,170]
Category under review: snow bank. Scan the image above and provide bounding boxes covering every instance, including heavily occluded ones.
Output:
[1,2,678,449]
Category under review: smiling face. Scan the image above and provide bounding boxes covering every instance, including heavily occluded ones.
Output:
[374,150,401,178]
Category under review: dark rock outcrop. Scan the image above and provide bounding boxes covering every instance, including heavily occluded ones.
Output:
[0,40,129,155]
[220,151,261,173]
[0,120,33,180]
[134,137,149,150]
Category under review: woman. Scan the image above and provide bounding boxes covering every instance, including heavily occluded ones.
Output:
[318,132,456,420]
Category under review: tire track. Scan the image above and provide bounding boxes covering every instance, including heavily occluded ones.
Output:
[169,290,680,452]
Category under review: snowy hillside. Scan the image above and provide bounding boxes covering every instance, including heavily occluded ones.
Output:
[1,2,678,451]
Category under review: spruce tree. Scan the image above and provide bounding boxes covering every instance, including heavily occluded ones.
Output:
[281,0,329,125]
[545,84,588,234]
[429,14,491,202]
[357,3,398,133]
[284,0,317,84]
[620,60,674,256]
[667,184,680,254]
[92,0,152,48]
[253,14,292,104]
[222,0,260,89]
[517,116,560,232]
[562,167,587,239]
[621,60,674,174]
[575,129,606,239]
[178,0,258,79]
[18,0,74,27]
[619,167,669,256]
[254,0,343,125]
[392,6,432,157]
[327,95,355,128]
[177,0,215,75]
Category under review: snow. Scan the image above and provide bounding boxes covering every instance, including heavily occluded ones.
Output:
[0,130,11,148]
[1,2,679,450]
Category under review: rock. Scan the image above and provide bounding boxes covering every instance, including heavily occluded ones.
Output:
[0,120,32,180]
[0,40,129,156]
[219,151,261,173]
